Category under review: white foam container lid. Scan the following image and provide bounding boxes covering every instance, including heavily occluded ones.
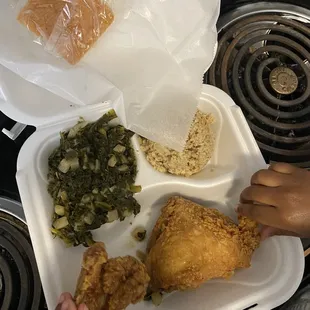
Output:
[15,85,304,310]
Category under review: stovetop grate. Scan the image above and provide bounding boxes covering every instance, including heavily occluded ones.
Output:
[207,4,310,167]
[0,212,46,310]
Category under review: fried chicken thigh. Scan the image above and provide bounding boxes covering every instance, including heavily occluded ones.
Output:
[75,242,150,310]
[146,197,260,292]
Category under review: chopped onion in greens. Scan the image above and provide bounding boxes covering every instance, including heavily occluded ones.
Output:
[48,110,141,247]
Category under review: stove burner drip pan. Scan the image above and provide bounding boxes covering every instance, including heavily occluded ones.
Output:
[208,4,310,167]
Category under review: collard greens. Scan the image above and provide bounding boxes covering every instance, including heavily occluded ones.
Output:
[48,110,141,247]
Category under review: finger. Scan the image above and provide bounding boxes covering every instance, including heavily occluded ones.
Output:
[59,299,77,310]
[58,293,73,304]
[251,169,291,187]
[78,304,89,310]
[55,304,62,310]
[269,162,298,174]
[56,293,74,310]
[260,225,300,241]
[237,203,280,227]
[240,185,280,206]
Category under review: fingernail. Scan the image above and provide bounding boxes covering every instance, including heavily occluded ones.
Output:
[58,294,66,304]
[61,300,69,310]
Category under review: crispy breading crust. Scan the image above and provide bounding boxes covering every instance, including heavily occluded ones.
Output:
[75,242,108,310]
[102,256,150,310]
[146,197,260,292]
[75,243,150,310]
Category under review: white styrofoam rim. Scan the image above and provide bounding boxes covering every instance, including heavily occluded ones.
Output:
[15,85,305,310]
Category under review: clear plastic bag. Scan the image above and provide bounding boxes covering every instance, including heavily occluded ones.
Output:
[17,0,114,65]
[0,0,220,151]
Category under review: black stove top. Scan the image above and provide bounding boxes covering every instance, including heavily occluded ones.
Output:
[207,2,310,167]
[0,112,35,201]
[221,0,310,14]
[0,211,45,309]
[0,113,42,309]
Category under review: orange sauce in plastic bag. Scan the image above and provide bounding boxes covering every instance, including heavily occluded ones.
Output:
[17,0,114,65]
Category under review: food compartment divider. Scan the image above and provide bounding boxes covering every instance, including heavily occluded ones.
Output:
[15,85,304,310]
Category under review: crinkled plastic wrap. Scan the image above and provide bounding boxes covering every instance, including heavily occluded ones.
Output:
[0,0,220,151]
[17,0,114,65]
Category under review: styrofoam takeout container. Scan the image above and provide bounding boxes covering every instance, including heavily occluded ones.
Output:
[15,85,304,310]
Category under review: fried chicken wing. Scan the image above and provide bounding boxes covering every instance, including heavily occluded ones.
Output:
[75,242,150,310]
[102,256,150,310]
[75,242,108,310]
[146,197,260,292]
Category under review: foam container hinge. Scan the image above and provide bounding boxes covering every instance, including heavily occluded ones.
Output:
[16,85,304,310]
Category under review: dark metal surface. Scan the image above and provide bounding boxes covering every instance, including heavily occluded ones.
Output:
[269,67,298,95]
[0,255,13,310]
[0,210,45,310]
[0,112,45,309]
[0,112,35,201]
[207,10,310,167]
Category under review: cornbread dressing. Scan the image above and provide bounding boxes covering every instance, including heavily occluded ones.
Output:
[140,111,215,177]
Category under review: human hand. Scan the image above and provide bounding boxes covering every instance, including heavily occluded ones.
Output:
[55,293,88,310]
[237,163,310,239]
